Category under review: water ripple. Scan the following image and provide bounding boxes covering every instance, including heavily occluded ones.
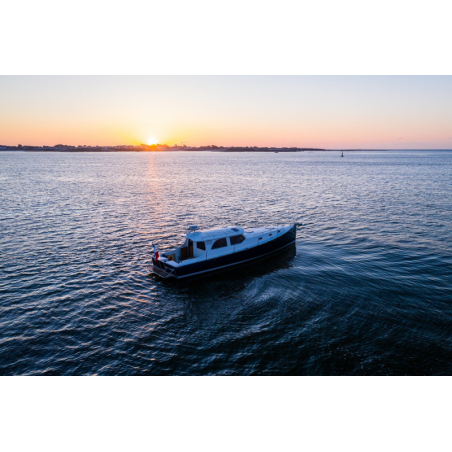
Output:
[1,150,452,375]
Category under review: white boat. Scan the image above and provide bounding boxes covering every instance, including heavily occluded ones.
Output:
[152,224,297,279]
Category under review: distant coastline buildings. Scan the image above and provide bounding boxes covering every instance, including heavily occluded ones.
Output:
[0,143,326,152]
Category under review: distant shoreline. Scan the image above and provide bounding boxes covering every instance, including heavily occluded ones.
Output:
[5,147,451,153]
[0,148,392,153]
[4,148,452,153]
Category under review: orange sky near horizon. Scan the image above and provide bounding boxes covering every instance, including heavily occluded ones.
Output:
[1,76,451,149]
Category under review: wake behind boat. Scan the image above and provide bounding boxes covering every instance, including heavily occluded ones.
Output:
[151,224,297,279]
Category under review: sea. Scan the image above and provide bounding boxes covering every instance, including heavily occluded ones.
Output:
[1,150,452,375]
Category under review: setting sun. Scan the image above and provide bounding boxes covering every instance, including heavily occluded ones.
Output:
[147,137,158,145]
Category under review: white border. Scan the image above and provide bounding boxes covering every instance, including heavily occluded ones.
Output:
[2,377,451,452]
[2,0,452,75]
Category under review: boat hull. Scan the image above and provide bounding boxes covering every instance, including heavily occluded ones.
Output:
[152,224,296,279]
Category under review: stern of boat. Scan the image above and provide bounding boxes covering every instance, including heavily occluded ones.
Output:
[151,258,178,279]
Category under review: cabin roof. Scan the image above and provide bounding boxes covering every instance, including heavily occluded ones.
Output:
[186,226,245,240]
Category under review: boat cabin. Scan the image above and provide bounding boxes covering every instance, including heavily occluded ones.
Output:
[162,226,247,263]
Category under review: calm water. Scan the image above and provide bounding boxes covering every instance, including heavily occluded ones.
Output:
[1,150,452,375]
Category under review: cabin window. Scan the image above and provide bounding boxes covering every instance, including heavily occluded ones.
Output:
[212,238,228,249]
[230,235,245,245]
[196,241,206,251]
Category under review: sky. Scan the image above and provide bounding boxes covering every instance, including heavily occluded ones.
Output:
[1,76,451,149]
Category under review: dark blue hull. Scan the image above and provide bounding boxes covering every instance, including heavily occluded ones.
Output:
[153,224,296,279]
